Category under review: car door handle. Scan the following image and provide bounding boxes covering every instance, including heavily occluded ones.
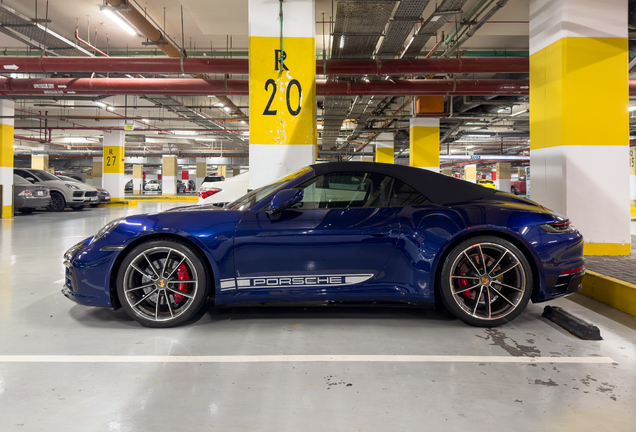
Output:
[364,229,392,237]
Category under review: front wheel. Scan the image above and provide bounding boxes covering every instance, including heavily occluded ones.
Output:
[71,206,86,211]
[439,236,533,327]
[510,186,517,194]
[47,192,66,212]
[116,239,209,328]
[18,208,35,214]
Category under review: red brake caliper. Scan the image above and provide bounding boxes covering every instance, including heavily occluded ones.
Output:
[457,270,472,299]
[174,263,190,304]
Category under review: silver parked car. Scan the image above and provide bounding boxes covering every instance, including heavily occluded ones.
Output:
[13,174,50,214]
[56,175,110,207]
[14,168,98,212]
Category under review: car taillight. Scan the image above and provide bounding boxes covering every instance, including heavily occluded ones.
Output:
[560,266,584,276]
[539,220,577,234]
[199,189,221,199]
[18,190,32,197]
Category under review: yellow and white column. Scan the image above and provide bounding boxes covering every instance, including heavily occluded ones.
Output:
[0,100,14,218]
[375,133,394,164]
[162,155,177,195]
[496,163,511,192]
[31,155,49,171]
[441,168,453,176]
[195,157,207,190]
[530,0,630,256]
[630,148,635,207]
[132,165,143,194]
[465,165,477,183]
[102,130,125,199]
[409,118,439,172]
[248,0,316,189]
[218,165,227,178]
[92,158,102,188]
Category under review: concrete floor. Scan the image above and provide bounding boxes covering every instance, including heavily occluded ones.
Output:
[1,203,635,432]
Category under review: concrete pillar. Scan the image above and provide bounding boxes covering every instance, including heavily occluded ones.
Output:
[232,168,241,177]
[441,168,453,176]
[465,165,477,183]
[32,155,49,171]
[195,157,206,190]
[630,148,635,207]
[218,165,227,178]
[92,157,103,188]
[103,130,125,199]
[496,163,511,192]
[409,118,439,172]
[375,133,394,164]
[248,0,316,189]
[530,0,630,256]
[0,100,14,218]
[162,155,177,195]
[85,168,93,186]
[132,165,143,194]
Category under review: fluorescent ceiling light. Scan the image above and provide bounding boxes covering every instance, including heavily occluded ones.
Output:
[106,106,114,112]
[240,120,246,124]
[317,124,324,130]
[466,146,474,149]
[339,36,345,49]
[194,138,216,142]
[465,134,493,138]
[141,119,149,123]
[173,130,197,135]
[94,101,107,108]
[629,106,636,112]
[102,9,136,36]
[510,109,529,117]
[224,107,230,112]
[497,107,509,113]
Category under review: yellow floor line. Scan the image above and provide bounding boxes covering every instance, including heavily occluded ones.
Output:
[580,270,636,318]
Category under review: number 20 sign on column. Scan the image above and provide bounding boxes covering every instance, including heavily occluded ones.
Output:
[249,37,316,146]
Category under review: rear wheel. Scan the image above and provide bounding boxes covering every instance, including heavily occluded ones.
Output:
[47,192,66,212]
[510,186,517,194]
[439,236,533,327]
[116,239,209,328]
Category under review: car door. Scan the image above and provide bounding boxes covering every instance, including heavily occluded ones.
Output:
[231,171,401,293]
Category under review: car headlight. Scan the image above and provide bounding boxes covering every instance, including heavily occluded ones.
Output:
[539,219,577,234]
[90,217,125,244]
[65,183,80,190]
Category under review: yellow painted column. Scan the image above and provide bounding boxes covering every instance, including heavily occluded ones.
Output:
[218,165,227,178]
[232,168,241,177]
[162,155,177,195]
[132,165,143,194]
[375,133,394,164]
[496,162,511,192]
[32,155,49,171]
[92,158,103,188]
[85,168,93,186]
[195,157,207,190]
[465,165,477,183]
[0,100,14,218]
[441,168,453,176]
[248,0,316,189]
[409,118,439,172]
[530,0,630,256]
[103,130,125,199]
[630,148,635,206]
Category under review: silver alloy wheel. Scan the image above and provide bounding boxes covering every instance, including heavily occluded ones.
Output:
[122,246,199,322]
[448,242,526,321]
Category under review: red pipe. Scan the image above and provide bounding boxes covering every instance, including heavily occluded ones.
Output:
[74,29,109,58]
[3,77,636,96]
[0,56,528,75]
[0,77,530,96]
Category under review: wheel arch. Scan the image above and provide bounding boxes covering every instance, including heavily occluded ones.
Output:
[109,232,216,310]
[431,228,544,307]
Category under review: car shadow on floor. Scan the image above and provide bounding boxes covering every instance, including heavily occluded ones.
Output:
[69,301,458,329]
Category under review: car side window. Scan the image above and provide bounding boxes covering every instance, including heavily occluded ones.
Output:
[297,171,395,209]
[15,169,37,182]
[390,179,431,206]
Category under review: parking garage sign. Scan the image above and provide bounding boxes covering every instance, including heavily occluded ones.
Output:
[103,146,124,174]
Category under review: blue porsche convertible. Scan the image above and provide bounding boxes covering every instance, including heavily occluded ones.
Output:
[63,162,585,328]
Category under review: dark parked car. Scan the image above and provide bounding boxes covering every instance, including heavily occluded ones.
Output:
[63,162,584,328]
[13,174,50,214]
[177,180,187,194]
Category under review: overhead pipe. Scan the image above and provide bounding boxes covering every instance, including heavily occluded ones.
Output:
[0,77,532,96]
[4,77,636,96]
[0,57,529,76]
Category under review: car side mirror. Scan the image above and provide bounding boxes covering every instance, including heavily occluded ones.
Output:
[267,188,303,220]
[26,177,35,183]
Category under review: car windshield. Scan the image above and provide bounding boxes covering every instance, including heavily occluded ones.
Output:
[56,175,76,182]
[31,170,60,181]
[226,167,312,211]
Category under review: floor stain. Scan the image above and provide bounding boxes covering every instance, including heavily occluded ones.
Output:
[530,378,559,387]
[580,375,597,387]
[483,329,541,357]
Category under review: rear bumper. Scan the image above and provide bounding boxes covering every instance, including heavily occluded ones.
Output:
[19,196,51,208]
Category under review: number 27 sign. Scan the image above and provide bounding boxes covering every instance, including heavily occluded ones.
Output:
[249,37,316,146]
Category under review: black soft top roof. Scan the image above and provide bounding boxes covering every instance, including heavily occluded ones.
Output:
[310,162,496,205]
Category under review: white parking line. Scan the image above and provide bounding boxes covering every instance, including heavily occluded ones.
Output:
[0,355,616,364]
[53,279,64,284]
